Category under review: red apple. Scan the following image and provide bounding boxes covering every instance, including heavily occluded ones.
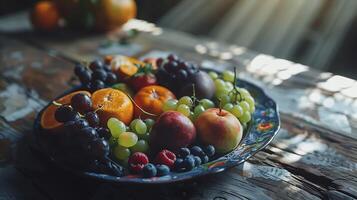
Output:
[150,111,196,152]
[195,108,243,154]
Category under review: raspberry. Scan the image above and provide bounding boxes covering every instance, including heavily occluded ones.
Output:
[128,152,149,174]
[154,149,176,168]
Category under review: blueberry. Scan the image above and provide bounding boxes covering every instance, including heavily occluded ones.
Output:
[193,156,202,166]
[203,145,215,157]
[156,164,170,176]
[174,158,184,171]
[177,147,190,158]
[191,146,206,157]
[183,155,195,171]
[201,155,209,164]
[142,163,157,178]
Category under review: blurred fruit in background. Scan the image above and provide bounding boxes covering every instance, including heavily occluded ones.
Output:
[31,1,60,31]
[95,0,137,31]
[31,0,136,32]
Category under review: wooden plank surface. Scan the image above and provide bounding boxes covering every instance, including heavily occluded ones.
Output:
[0,13,357,200]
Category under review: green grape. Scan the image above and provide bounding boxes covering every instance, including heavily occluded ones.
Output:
[222,70,235,82]
[244,96,255,113]
[134,119,147,135]
[107,117,126,138]
[129,119,140,131]
[194,105,205,116]
[130,140,149,153]
[231,104,243,118]
[178,96,193,107]
[239,101,250,112]
[189,111,196,121]
[242,122,248,130]
[199,99,215,109]
[138,132,150,141]
[177,104,191,117]
[215,88,230,99]
[120,158,129,168]
[109,136,118,147]
[144,118,155,130]
[208,71,218,80]
[239,111,251,123]
[225,81,234,91]
[214,79,226,90]
[162,99,178,111]
[216,94,231,105]
[112,83,134,97]
[114,145,131,160]
[118,132,138,147]
[236,87,251,98]
[223,103,234,112]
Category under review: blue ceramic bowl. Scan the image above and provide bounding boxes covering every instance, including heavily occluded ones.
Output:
[33,78,280,184]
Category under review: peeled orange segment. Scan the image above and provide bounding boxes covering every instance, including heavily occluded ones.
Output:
[40,91,91,130]
[91,88,134,125]
[110,55,145,79]
[134,85,176,119]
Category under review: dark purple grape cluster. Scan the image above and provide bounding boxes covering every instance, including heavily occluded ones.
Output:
[53,92,124,176]
[74,59,118,92]
[156,54,199,92]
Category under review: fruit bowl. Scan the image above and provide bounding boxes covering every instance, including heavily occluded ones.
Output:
[33,67,280,184]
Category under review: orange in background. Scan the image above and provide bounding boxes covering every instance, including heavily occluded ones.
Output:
[31,1,61,31]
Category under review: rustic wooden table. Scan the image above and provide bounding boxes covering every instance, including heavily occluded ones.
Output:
[0,13,357,200]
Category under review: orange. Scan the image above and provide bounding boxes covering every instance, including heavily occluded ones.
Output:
[94,0,137,31]
[31,1,60,31]
[41,91,91,130]
[91,88,134,125]
[110,55,145,80]
[134,85,176,119]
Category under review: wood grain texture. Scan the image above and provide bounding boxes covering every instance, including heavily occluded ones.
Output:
[0,14,357,199]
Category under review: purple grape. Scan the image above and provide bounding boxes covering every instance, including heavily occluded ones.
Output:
[156,58,164,67]
[167,54,178,61]
[89,60,104,71]
[177,69,188,81]
[90,138,110,159]
[85,112,100,127]
[74,64,85,76]
[90,80,105,91]
[71,93,92,113]
[54,105,79,123]
[92,69,107,81]
[78,70,92,84]
[105,72,117,85]
[96,127,111,140]
[74,119,89,129]
[78,127,98,143]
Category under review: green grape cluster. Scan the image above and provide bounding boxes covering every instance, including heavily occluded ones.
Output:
[162,96,215,121]
[209,70,256,125]
[107,117,153,162]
